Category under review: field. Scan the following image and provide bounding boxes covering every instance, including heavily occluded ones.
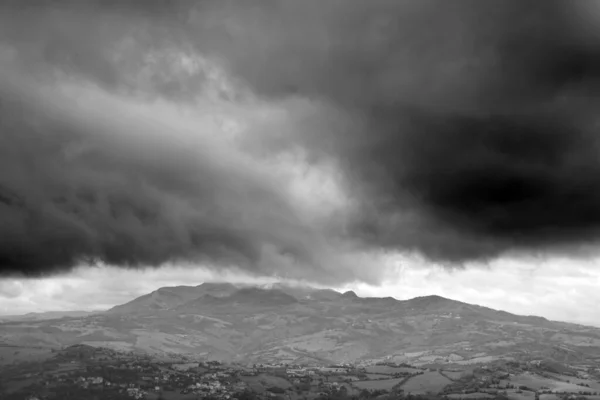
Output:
[507,373,600,393]
[448,394,494,399]
[539,395,600,400]
[542,372,600,391]
[401,371,452,394]
[455,356,500,365]
[367,374,388,380]
[0,346,54,366]
[365,366,421,375]
[540,395,560,400]
[442,370,467,380]
[353,377,406,391]
[240,374,292,389]
[145,391,197,400]
[506,389,536,400]
[47,362,84,375]
[505,374,556,390]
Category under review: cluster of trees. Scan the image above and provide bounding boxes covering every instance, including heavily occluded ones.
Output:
[441,395,509,400]
[315,388,391,400]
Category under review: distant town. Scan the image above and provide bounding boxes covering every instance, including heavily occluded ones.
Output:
[3,344,600,400]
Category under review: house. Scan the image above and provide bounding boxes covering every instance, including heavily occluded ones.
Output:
[90,376,104,385]
[172,363,200,372]
[288,368,307,377]
[126,388,145,399]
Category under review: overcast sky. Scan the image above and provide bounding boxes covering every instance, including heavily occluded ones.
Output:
[2,1,600,327]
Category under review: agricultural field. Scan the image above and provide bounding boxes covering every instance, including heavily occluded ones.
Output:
[1,376,40,394]
[537,395,600,400]
[0,346,54,366]
[504,374,557,390]
[240,374,292,389]
[365,365,421,375]
[506,389,536,400]
[542,372,600,390]
[401,371,452,394]
[352,377,406,391]
[447,394,494,399]
[507,373,600,393]
[442,370,468,380]
[367,373,388,380]
[47,362,85,376]
[540,394,560,400]
[145,391,198,400]
[455,356,500,365]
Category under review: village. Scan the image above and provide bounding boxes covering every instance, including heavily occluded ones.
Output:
[0,344,428,400]
[3,345,600,400]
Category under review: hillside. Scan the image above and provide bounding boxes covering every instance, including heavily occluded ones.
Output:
[106,282,239,314]
[2,283,600,368]
[0,310,97,322]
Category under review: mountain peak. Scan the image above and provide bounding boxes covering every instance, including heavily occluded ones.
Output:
[196,282,239,291]
[230,287,298,305]
[408,294,458,305]
[341,290,358,298]
[399,294,468,314]
[107,282,239,314]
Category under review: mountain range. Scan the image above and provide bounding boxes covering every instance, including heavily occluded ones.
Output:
[2,282,600,367]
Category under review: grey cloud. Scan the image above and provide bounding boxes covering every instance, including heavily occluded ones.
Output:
[0,281,23,298]
[183,0,600,264]
[0,65,360,283]
[2,0,600,280]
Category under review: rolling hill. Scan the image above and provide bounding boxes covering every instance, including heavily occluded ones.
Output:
[0,310,98,322]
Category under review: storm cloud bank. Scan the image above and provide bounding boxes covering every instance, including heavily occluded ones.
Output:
[0,70,353,281]
[2,0,600,280]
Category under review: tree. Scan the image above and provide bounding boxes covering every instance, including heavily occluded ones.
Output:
[238,389,260,400]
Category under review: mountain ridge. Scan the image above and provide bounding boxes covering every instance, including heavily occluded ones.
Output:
[0,282,584,328]
[2,282,600,366]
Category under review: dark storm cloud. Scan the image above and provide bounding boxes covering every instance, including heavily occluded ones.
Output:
[0,1,354,280]
[186,0,600,262]
[2,0,600,279]
[0,66,349,281]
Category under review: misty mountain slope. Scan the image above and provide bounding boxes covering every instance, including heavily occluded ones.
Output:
[107,282,239,314]
[109,282,340,315]
[224,287,299,306]
[175,288,299,314]
[262,283,343,301]
[3,284,600,366]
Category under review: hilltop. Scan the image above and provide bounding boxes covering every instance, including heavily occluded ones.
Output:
[106,282,239,314]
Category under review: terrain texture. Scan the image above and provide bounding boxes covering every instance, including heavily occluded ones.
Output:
[2,283,600,400]
[2,283,600,365]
